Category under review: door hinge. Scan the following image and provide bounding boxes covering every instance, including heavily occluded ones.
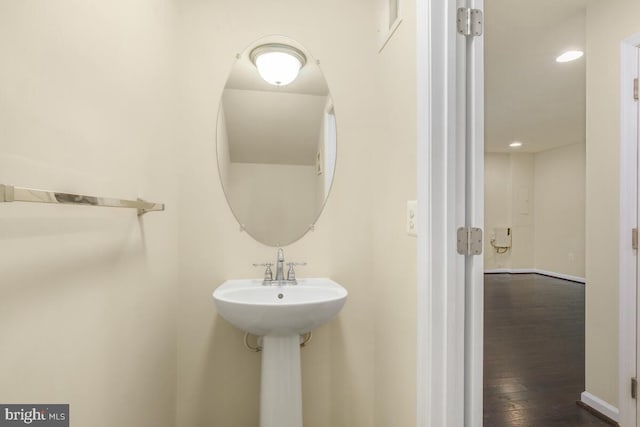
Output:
[633,228,638,250]
[632,377,638,399]
[457,227,483,255]
[634,78,639,101]
[457,8,483,37]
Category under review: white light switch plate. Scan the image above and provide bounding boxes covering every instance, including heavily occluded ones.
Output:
[406,200,417,237]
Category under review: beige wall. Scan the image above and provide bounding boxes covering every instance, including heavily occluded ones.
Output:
[174,0,408,425]
[534,143,586,277]
[585,0,640,408]
[371,4,418,426]
[485,145,585,279]
[0,2,179,426]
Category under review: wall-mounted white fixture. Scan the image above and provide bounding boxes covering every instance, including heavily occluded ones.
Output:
[509,141,523,148]
[250,44,306,86]
[490,227,512,254]
[555,50,584,63]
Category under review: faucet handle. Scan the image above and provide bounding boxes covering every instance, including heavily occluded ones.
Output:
[253,263,273,282]
[286,262,307,281]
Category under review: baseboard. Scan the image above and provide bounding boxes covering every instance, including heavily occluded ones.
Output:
[579,392,619,424]
[484,268,586,284]
[484,268,532,274]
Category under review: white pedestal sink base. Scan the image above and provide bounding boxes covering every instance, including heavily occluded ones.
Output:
[213,279,348,426]
[260,335,303,427]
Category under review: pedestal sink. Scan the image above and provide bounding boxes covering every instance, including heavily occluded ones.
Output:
[212,278,347,427]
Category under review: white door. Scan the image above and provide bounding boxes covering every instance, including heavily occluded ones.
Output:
[637,51,640,427]
[620,38,640,427]
[460,1,485,425]
[416,1,484,426]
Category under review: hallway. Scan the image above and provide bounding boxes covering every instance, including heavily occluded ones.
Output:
[483,274,611,426]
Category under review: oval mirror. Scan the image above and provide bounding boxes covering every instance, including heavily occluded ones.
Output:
[217,36,337,246]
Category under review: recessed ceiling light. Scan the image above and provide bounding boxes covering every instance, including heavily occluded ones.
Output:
[509,141,523,148]
[556,50,584,63]
[250,44,306,86]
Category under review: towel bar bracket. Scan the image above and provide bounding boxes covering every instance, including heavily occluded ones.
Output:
[0,185,15,203]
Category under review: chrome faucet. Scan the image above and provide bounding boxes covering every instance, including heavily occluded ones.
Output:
[254,248,306,286]
[275,248,285,281]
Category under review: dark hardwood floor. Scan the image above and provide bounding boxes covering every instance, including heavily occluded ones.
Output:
[483,273,611,427]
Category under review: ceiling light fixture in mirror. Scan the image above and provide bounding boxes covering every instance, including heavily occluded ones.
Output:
[250,44,307,86]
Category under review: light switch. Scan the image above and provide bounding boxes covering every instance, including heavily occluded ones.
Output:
[406,200,417,237]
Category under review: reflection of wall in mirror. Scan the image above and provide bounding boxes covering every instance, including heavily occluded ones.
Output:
[228,162,317,244]
[324,107,336,199]
[315,109,325,212]
[217,107,231,190]
[315,97,336,211]
[222,89,326,165]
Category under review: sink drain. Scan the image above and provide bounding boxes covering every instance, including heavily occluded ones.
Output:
[277,293,284,299]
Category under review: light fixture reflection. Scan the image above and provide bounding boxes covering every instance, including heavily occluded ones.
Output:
[509,141,523,148]
[250,44,307,86]
[556,50,584,63]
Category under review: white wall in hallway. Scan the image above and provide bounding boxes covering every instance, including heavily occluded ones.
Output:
[534,143,586,278]
[484,152,535,270]
[509,153,537,269]
[484,155,511,265]
[484,143,585,279]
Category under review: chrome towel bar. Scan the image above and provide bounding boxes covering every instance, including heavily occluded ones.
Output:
[0,184,164,216]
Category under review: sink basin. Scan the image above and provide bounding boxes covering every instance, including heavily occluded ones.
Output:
[212,278,348,336]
